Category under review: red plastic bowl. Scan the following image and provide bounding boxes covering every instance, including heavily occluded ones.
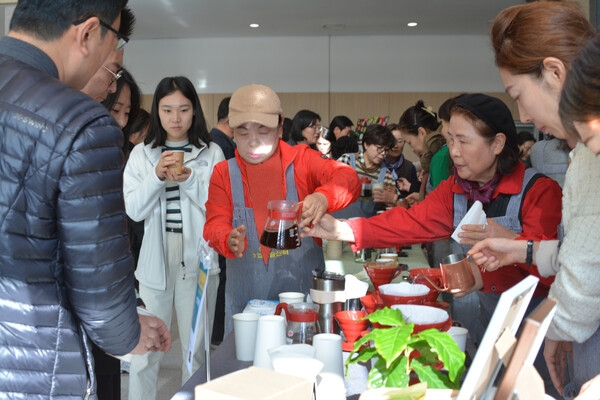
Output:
[377,282,430,307]
[391,304,452,333]
[379,291,428,307]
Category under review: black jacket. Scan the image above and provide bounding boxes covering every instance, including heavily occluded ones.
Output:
[0,38,140,399]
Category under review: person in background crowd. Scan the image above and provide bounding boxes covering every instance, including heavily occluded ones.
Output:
[398,100,445,206]
[80,7,135,104]
[329,115,354,140]
[124,76,224,400]
[210,96,235,160]
[384,123,419,200]
[288,109,322,147]
[209,96,235,346]
[203,84,360,335]
[335,124,399,217]
[469,2,597,397]
[329,115,359,157]
[129,109,151,148]
[0,1,171,398]
[101,66,144,380]
[316,126,336,158]
[433,94,462,190]
[530,133,570,188]
[517,130,536,168]
[281,117,293,142]
[81,9,138,395]
[103,67,141,151]
[302,94,562,382]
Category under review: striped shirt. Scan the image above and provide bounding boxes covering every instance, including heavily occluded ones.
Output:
[163,140,192,231]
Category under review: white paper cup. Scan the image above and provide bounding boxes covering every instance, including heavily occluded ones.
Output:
[278,292,305,304]
[233,313,260,361]
[448,326,468,352]
[312,333,344,377]
[253,315,287,369]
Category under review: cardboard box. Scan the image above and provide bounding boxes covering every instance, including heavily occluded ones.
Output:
[194,366,313,400]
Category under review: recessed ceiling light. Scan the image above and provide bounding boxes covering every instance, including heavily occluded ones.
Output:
[407,22,418,27]
[250,23,259,28]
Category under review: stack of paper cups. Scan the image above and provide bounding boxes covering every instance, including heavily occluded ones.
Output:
[326,240,343,259]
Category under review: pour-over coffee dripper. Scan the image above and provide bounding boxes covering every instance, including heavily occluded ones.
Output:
[334,310,369,352]
[363,261,402,291]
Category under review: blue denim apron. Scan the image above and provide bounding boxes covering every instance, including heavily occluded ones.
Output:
[224,158,325,335]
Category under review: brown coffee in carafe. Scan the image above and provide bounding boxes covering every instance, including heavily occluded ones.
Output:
[260,224,300,250]
[259,200,302,250]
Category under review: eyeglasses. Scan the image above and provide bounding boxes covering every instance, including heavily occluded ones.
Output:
[73,17,130,51]
[103,65,123,84]
[374,145,390,155]
[310,125,323,134]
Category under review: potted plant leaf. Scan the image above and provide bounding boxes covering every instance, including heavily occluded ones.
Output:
[346,307,466,390]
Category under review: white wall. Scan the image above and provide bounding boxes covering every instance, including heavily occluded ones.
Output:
[124,34,505,95]
[1,4,16,36]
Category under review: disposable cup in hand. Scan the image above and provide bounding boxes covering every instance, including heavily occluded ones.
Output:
[168,150,184,175]
[233,313,260,361]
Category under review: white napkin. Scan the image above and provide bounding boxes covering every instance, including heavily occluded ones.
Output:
[451,200,487,243]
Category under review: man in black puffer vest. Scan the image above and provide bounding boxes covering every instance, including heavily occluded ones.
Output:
[0,1,171,398]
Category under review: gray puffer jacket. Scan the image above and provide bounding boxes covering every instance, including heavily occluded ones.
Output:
[0,49,140,398]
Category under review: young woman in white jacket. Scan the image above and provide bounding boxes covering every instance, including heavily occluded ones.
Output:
[124,76,224,400]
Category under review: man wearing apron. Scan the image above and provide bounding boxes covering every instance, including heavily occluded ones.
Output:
[204,84,361,335]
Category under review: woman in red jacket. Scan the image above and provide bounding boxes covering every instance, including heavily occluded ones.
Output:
[303,93,562,344]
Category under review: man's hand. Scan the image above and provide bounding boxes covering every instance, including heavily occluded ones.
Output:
[131,314,172,355]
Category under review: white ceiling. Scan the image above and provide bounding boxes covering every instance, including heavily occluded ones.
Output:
[127,0,525,40]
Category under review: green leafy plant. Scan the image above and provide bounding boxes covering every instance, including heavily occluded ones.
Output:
[345,307,466,390]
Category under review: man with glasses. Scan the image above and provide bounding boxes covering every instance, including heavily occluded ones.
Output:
[0,1,171,399]
[82,7,132,102]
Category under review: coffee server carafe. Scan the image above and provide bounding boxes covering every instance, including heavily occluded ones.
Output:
[274,302,319,344]
[259,200,301,250]
[310,269,345,334]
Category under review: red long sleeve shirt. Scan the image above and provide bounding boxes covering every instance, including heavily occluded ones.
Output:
[347,163,562,296]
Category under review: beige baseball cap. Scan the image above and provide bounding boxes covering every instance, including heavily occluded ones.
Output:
[228,84,283,128]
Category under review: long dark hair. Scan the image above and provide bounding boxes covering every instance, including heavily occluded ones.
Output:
[145,76,211,149]
[102,67,141,141]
